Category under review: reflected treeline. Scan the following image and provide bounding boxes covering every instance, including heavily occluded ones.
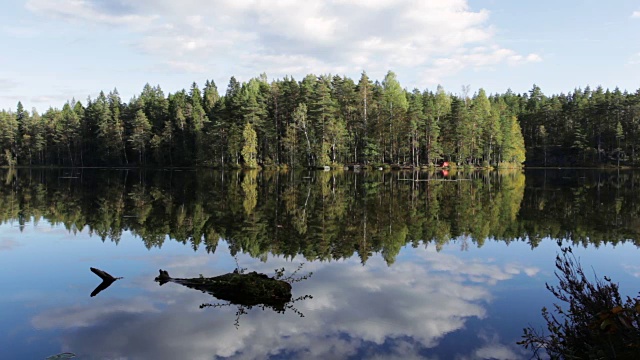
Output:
[520,169,640,248]
[1,168,640,263]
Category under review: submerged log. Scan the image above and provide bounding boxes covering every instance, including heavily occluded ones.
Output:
[90,267,118,282]
[89,267,122,297]
[155,269,293,310]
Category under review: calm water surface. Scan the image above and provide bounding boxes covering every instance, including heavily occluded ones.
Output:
[1,168,639,359]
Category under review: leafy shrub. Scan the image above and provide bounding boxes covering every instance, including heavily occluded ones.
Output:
[520,247,640,359]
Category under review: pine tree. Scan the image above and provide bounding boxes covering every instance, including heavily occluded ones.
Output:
[423,86,449,165]
[357,71,373,163]
[471,89,491,165]
[129,109,152,164]
[407,89,426,166]
[224,77,244,166]
[615,121,624,167]
[0,110,18,166]
[309,77,335,166]
[57,102,80,166]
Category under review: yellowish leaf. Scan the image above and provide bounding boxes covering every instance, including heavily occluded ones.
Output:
[612,306,624,314]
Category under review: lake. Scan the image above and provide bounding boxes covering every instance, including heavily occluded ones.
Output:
[1,168,639,359]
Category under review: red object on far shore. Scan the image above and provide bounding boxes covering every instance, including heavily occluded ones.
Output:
[442,161,449,167]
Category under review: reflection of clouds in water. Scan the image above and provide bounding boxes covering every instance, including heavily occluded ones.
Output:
[473,343,521,360]
[302,260,488,347]
[522,267,540,277]
[161,254,213,269]
[30,248,537,359]
[426,249,539,286]
[32,297,160,328]
[623,264,640,278]
[454,330,524,360]
[0,239,21,251]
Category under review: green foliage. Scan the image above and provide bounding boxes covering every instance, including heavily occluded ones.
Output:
[241,122,258,168]
[499,115,525,165]
[4,71,640,169]
[129,109,152,163]
[5,168,640,267]
[0,168,534,265]
[519,85,640,166]
[241,170,258,214]
[273,263,313,284]
[0,71,528,168]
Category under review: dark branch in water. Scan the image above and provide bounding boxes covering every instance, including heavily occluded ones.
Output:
[90,267,121,282]
[89,267,122,297]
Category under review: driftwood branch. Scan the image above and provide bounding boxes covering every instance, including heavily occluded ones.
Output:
[90,267,122,297]
[90,267,117,281]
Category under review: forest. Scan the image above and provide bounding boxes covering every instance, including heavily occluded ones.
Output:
[0,71,528,168]
[2,72,639,168]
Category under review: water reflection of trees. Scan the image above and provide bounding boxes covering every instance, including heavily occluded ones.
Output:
[2,169,640,263]
[520,169,640,248]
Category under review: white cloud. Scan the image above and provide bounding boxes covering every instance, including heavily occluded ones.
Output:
[420,46,541,85]
[629,53,640,65]
[25,0,540,87]
[632,11,640,18]
[26,0,158,29]
[164,60,208,74]
[0,78,18,90]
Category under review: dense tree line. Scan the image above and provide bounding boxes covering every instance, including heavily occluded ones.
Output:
[519,85,640,166]
[1,168,640,264]
[0,72,527,168]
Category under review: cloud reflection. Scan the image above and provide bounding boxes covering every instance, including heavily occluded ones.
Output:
[0,238,21,251]
[31,247,536,359]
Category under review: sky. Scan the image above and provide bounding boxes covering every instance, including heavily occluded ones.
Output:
[1,0,639,112]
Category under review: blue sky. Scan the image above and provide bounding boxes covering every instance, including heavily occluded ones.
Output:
[1,0,639,112]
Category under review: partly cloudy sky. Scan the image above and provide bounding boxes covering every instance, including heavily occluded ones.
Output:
[1,0,639,111]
